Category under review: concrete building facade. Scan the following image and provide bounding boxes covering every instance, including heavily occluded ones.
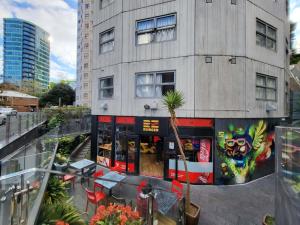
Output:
[76,0,93,107]
[3,18,50,93]
[90,0,290,185]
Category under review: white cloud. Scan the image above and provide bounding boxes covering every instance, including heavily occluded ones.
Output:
[50,62,75,82]
[290,7,300,23]
[0,0,77,81]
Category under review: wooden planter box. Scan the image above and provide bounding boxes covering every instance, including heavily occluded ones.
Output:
[186,202,201,225]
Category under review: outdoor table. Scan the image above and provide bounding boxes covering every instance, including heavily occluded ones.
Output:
[153,189,178,215]
[94,171,126,195]
[69,159,96,175]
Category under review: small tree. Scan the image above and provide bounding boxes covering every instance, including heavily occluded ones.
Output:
[162,90,191,212]
[39,82,75,107]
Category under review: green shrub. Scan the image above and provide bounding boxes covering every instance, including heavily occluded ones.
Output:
[38,198,86,225]
[44,176,68,205]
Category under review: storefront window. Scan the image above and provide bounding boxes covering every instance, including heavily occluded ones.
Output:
[166,135,214,184]
[97,122,113,167]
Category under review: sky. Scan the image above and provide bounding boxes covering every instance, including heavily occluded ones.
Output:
[0,0,299,83]
[290,0,300,52]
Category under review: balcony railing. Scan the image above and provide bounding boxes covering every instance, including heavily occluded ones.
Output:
[0,168,185,225]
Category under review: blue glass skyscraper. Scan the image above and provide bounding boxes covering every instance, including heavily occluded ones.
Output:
[3,18,50,92]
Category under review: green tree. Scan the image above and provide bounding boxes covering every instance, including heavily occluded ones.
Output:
[290,22,300,65]
[162,90,192,212]
[39,82,75,107]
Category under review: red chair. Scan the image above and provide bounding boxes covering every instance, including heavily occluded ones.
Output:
[136,180,148,193]
[110,165,123,174]
[62,174,76,189]
[136,180,148,217]
[171,180,184,199]
[85,188,106,213]
[93,170,104,191]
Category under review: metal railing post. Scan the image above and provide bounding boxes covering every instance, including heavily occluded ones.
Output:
[31,114,34,128]
[146,194,154,225]
[26,114,29,131]
[18,115,22,136]
[5,115,11,142]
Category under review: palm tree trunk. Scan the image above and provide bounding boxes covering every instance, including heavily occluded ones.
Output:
[170,113,191,212]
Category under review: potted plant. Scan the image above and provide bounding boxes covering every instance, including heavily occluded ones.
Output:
[54,153,69,172]
[262,214,275,225]
[162,90,200,225]
[90,204,142,225]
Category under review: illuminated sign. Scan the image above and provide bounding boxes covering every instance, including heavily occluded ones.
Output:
[143,119,159,132]
[136,117,169,136]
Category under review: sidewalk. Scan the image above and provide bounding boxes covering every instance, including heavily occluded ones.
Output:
[70,165,274,225]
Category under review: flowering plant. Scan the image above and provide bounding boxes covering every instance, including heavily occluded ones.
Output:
[90,204,142,225]
[56,221,69,225]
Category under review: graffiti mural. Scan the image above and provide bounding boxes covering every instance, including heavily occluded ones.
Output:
[215,119,276,184]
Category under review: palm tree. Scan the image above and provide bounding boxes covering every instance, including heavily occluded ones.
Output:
[162,90,191,212]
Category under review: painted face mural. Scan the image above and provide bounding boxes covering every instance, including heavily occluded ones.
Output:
[217,120,274,184]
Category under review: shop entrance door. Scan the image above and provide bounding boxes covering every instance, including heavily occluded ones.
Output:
[115,133,139,175]
[140,135,164,178]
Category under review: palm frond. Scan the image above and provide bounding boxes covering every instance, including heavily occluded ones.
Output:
[162,90,185,114]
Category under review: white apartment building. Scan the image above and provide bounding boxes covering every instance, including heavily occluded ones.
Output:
[90,0,290,185]
[76,0,93,107]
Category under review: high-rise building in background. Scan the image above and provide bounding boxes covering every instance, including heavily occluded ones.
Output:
[76,0,93,107]
[3,18,50,93]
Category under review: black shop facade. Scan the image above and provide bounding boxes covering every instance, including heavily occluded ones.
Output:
[90,115,277,185]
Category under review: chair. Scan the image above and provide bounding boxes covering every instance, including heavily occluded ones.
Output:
[63,174,76,189]
[136,180,148,193]
[110,165,123,174]
[136,180,148,217]
[83,165,97,185]
[93,169,104,191]
[85,188,106,213]
[171,180,183,199]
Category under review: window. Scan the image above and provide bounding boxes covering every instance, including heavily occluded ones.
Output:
[84,93,88,98]
[99,77,114,98]
[84,63,88,68]
[136,71,175,98]
[99,28,114,53]
[85,3,89,9]
[100,0,114,9]
[256,19,277,51]
[84,83,88,88]
[84,43,89,48]
[136,14,176,45]
[256,73,277,101]
[84,73,88,78]
[85,23,89,29]
[84,53,89,59]
[85,13,89,18]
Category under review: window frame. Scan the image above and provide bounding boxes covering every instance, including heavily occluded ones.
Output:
[99,0,114,9]
[135,71,176,98]
[256,18,277,51]
[99,28,115,54]
[99,76,114,99]
[135,13,177,46]
[255,73,277,102]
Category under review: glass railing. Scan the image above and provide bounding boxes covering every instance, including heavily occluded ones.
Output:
[0,127,59,176]
[58,116,91,136]
[0,168,184,225]
[0,112,47,148]
[275,126,300,225]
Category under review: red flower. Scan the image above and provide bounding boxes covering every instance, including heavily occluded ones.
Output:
[56,221,69,225]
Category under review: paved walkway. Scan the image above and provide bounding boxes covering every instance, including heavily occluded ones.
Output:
[193,175,275,225]
[68,165,274,225]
